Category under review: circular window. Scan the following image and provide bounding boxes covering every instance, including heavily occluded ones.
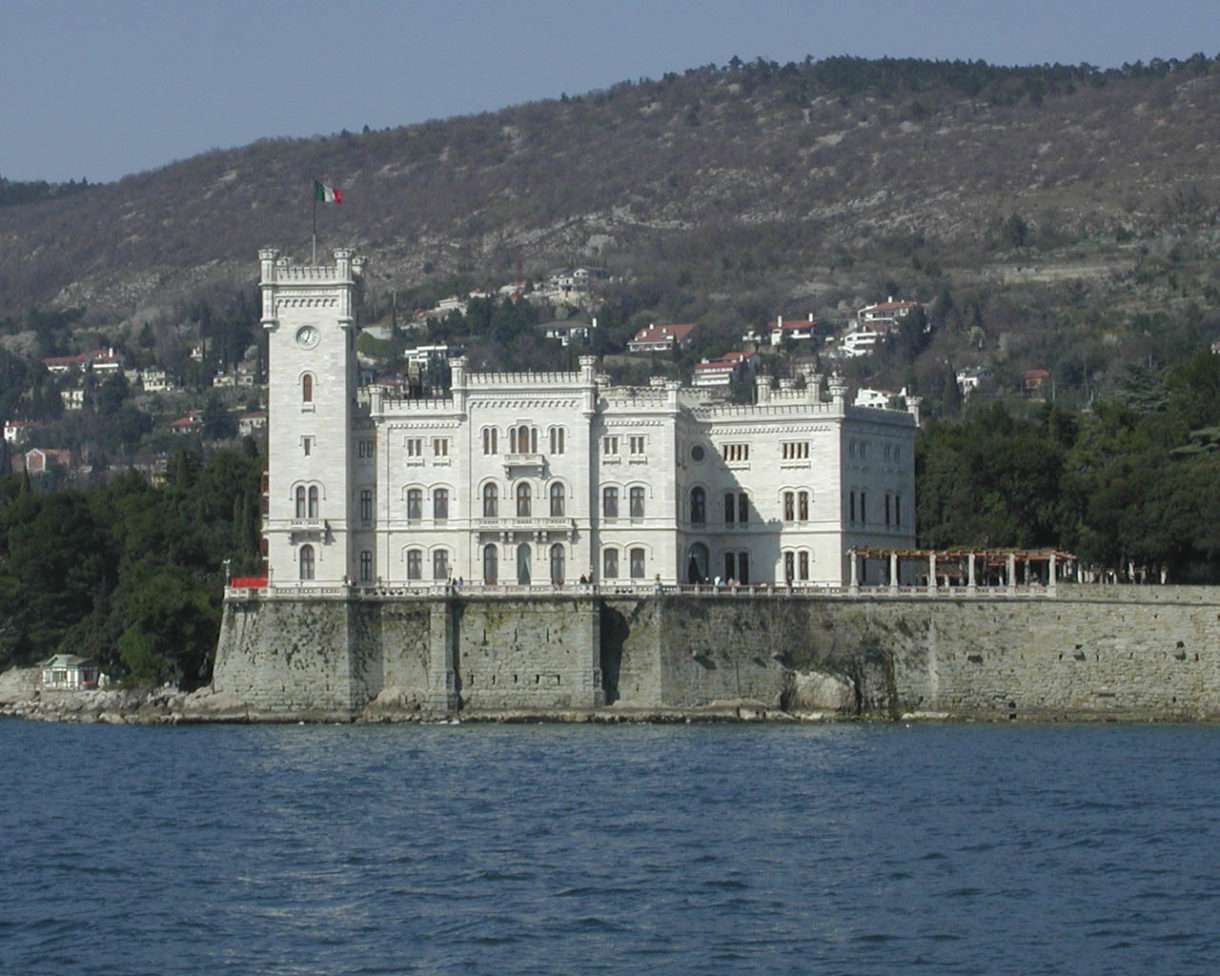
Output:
[690,445,705,462]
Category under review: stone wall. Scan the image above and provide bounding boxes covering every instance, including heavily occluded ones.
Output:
[213,588,1220,720]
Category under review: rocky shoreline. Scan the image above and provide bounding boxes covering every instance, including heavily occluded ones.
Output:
[1,667,923,725]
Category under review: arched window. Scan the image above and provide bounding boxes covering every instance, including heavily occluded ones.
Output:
[483,483,498,518]
[784,551,795,582]
[433,488,449,521]
[690,487,706,524]
[299,544,315,581]
[602,548,619,579]
[799,551,810,581]
[549,427,565,454]
[482,428,498,455]
[302,373,313,404]
[603,486,618,518]
[798,490,809,521]
[630,547,646,579]
[630,486,645,518]
[686,542,709,583]
[432,549,449,580]
[512,425,535,454]
[517,544,532,584]
[406,488,423,521]
[307,485,319,519]
[549,482,565,517]
[406,549,422,580]
[483,544,498,584]
[550,544,565,583]
[295,486,306,518]
[783,491,795,521]
[516,482,532,517]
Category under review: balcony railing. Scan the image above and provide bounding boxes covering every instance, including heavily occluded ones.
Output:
[224,581,1059,602]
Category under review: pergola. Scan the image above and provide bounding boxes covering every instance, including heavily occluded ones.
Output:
[848,547,1075,596]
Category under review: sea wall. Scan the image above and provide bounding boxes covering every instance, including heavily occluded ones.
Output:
[212,585,1220,720]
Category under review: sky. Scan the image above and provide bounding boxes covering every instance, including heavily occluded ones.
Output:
[3,0,1219,184]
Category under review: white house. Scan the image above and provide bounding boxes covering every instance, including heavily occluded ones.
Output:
[259,248,919,589]
[627,323,698,353]
[769,315,819,347]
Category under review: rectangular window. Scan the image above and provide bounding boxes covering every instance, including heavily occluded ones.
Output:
[629,486,645,519]
[434,488,449,521]
[602,548,619,579]
[407,489,422,521]
[781,441,809,460]
[783,491,794,522]
[629,435,645,455]
[886,494,892,526]
[738,493,748,525]
[895,494,902,527]
[603,487,619,518]
[406,438,423,457]
[357,439,375,459]
[784,551,795,582]
[721,443,750,462]
[798,491,809,521]
[603,436,619,456]
[302,437,312,457]
[360,489,372,524]
[360,550,373,582]
[432,438,448,457]
[860,492,867,525]
[799,551,809,581]
[549,427,565,455]
[724,553,736,581]
[482,428,498,455]
[724,491,735,524]
[407,549,422,580]
[433,549,449,580]
[850,491,856,523]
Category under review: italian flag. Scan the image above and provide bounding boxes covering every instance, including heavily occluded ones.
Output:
[313,180,341,204]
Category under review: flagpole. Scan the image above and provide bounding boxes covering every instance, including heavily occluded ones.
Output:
[311,178,317,265]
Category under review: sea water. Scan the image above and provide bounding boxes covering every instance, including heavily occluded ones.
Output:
[1,720,1218,975]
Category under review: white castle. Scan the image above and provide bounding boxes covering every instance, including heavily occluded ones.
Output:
[261,248,919,590]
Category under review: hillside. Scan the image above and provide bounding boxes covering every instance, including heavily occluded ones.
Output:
[3,55,1220,399]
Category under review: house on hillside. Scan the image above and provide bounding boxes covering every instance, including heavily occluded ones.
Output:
[39,654,101,691]
[628,323,698,353]
[540,319,595,347]
[140,369,177,393]
[3,420,37,446]
[1022,368,1051,400]
[170,413,203,435]
[692,351,758,388]
[956,366,994,399]
[22,448,74,476]
[770,315,819,347]
[238,410,268,438]
[857,298,918,330]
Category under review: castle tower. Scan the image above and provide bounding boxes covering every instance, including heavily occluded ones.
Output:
[260,247,364,585]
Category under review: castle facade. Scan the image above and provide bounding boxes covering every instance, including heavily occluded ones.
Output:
[261,248,918,590]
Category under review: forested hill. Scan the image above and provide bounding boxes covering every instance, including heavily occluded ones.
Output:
[2,54,1219,345]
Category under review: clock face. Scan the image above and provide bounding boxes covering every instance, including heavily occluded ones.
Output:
[296,325,320,350]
